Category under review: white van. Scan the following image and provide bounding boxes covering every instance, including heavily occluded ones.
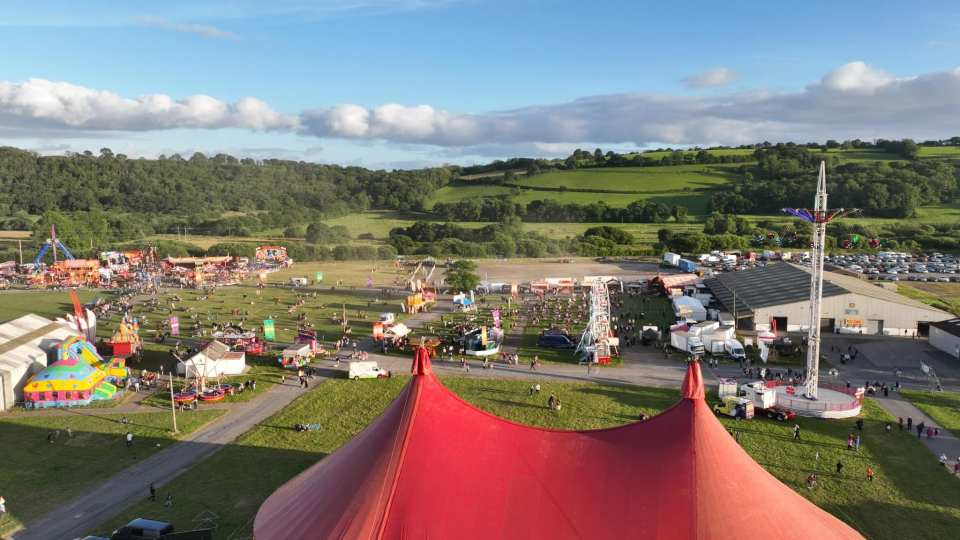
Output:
[289,277,309,287]
[348,361,391,380]
[724,339,746,360]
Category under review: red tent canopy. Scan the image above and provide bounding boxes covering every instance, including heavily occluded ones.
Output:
[255,350,862,539]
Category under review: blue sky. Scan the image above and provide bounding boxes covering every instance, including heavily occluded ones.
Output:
[1,0,959,167]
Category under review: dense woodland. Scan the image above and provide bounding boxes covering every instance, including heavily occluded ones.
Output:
[710,146,958,218]
[0,140,958,260]
[0,146,454,231]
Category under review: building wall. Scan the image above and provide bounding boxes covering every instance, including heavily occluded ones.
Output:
[751,293,950,336]
[929,327,960,360]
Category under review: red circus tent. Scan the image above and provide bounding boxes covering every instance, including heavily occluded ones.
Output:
[255,350,863,539]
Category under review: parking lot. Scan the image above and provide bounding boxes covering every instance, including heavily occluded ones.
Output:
[826,251,960,283]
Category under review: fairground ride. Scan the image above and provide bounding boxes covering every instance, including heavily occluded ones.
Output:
[576,278,613,364]
[782,161,858,400]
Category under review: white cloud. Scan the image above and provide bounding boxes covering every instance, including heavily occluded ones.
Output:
[819,61,894,93]
[2,62,960,157]
[0,79,297,131]
[682,67,738,89]
[135,16,238,39]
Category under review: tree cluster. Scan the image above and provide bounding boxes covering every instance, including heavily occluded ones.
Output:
[432,198,685,224]
[710,145,958,218]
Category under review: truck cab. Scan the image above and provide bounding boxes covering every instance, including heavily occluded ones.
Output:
[713,396,754,419]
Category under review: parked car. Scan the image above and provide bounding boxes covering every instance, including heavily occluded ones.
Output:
[756,406,797,422]
[111,518,174,540]
[537,334,576,349]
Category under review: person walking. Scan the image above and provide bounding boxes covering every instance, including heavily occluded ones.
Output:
[793,424,801,440]
[866,467,875,482]
[855,434,861,452]
[917,422,924,438]
[856,419,864,431]
[836,461,844,475]
[847,434,854,450]
[125,431,133,448]
[907,417,913,430]
[0,495,6,515]
[149,483,157,502]
[898,417,903,432]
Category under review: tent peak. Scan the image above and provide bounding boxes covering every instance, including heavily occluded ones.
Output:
[411,346,432,376]
[681,360,705,400]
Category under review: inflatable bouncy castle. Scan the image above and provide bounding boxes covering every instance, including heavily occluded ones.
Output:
[22,336,126,408]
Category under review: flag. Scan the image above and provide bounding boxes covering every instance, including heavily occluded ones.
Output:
[263,319,276,341]
[315,271,323,282]
[481,326,488,346]
[492,309,501,329]
[169,316,179,336]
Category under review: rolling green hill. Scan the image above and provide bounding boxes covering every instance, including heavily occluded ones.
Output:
[430,164,740,215]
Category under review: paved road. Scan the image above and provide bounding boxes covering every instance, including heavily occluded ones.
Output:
[872,395,960,470]
[11,293,958,538]
[13,380,307,540]
[11,307,447,540]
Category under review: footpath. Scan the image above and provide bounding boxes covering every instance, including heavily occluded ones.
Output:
[10,306,447,540]
[13,381,305,540]
[872,395,960,469]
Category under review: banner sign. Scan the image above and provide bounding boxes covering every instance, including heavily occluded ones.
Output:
[492,309,501,329]
[263,319,276,340]
[169,316,179,336]
[315,271,323,282]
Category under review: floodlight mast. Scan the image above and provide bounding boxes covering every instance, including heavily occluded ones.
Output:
[782,161,858,400]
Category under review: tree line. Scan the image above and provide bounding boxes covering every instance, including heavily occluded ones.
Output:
[710,145,958,218]
[432,198,688,223]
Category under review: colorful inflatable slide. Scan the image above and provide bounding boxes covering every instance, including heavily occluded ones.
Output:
[23,336,126,408]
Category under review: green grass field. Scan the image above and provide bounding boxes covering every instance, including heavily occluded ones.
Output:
[0,290,99,323]
[125,284,406,346]
[899,390,960,434]
[897,284,960,317]
[917,146,960,159]
[0,409,225,536]
[90,376,959,540]
[633,148,755,160]
[430,165,737,215]
[515,164,736,192]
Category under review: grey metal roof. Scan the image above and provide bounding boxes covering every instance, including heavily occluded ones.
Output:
[704,263,848,317]
[931,318,960,338]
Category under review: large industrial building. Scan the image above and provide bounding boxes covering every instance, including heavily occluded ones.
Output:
[704,263,953,336]
[929,318,960,360]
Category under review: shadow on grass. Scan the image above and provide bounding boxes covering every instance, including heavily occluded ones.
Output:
[820,500,960,540]
[0,416,216,538]
[1,415,329,540]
